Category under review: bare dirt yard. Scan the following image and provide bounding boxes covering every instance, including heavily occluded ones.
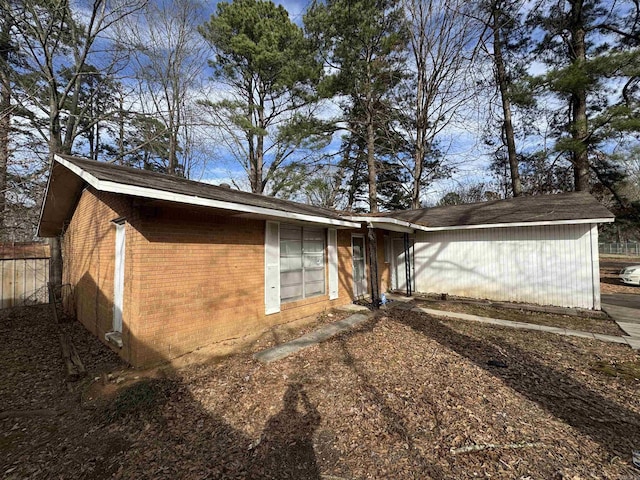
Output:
[2,304,640,479]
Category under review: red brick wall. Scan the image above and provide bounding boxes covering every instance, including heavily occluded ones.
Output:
[128,205,367,366]
[62,188,135,363]
[63,189,395,368]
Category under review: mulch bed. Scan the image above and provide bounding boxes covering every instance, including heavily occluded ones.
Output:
[117,310,640,479]
[413,299,624,336]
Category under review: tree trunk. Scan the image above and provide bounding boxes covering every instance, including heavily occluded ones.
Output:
[167,106,177,175]
[0,49,10,236]
[365,102,378,213]
[246,78,260,193]
[0,11,10,234]
[411,60,425,209]
[117,91,125,164]
[493,7,522,197]
[569,0,590,191]
[412,140,424,209]
[255,89,265,194]
[48,112,67,289]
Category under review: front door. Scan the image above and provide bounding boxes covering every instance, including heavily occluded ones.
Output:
[352,235,367,298]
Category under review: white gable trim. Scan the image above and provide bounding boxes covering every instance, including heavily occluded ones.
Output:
[342,216,418,232]
[343,214,614,233]
[414,218,614,231]
[54,155,361,229]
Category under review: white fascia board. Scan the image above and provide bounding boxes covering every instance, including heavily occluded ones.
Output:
[54,155,362,229]
[343,211,614,233]
[415,217,615,232]
[37,161,57,237]
[342,216,421,233]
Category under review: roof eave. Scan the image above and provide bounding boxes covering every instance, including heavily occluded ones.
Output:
[36,161,56,238]
[411,217,615,232]
[53,155,361,229]
[342,216,427,233]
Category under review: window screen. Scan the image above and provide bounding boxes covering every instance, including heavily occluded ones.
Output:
[280,225,325,302]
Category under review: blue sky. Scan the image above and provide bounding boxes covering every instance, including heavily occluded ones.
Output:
[188,0,503,206]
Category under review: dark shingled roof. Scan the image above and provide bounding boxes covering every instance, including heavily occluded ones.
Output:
[383,192,614,227]
[56,154,346,221]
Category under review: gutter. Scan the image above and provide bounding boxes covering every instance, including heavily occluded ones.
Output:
[345,215,615,232]
[342,216,424,233]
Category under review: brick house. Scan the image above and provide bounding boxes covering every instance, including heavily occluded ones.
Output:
[39,154,614,367]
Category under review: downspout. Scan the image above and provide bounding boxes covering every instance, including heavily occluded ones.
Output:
[367,223,380,308]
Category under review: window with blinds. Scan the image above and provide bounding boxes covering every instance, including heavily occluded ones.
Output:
[280,225,325,302]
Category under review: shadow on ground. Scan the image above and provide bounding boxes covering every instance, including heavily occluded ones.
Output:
[0,305,324,480]
[108,377,323,479]
[394,310,640,459]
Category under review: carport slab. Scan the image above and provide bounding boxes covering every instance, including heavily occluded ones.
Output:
[601,301,640,340]
[254,313,370,363]
[602,303,640,325]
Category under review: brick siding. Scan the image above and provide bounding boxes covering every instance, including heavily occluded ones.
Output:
[64,189,392,367]
[62,188,135,363]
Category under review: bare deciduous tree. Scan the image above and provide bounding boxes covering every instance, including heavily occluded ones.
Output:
[116,0,208,176]
[5,0,145,284]
[402,0,478,208]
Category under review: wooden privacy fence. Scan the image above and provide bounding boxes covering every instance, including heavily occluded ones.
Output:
[0,242,50,308]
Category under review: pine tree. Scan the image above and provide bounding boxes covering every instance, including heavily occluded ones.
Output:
[305,0,407,213]
[532,0,640,193]
[200,0,324,194]
[6,0,144,284]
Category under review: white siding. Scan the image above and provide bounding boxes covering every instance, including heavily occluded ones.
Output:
[414,223,600,309]
[589,224,601,310]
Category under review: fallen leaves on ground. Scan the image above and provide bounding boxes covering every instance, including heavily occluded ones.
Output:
[412,299,623,336]
[2,305,640,479]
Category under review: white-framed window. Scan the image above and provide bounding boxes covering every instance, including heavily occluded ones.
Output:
[280,225,326,302]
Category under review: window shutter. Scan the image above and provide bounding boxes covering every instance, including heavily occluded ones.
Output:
[265,221,280,314]
[113,222,126,333]
[328,228,339,300]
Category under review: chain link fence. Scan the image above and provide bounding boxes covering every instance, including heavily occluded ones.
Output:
[599,242,640,256]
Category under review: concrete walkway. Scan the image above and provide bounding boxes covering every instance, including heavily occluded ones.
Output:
[254,299,640,364]
[412,306,640,350]
[254,313,370,363]
[601,293,640,339]
[602,304,640,338]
